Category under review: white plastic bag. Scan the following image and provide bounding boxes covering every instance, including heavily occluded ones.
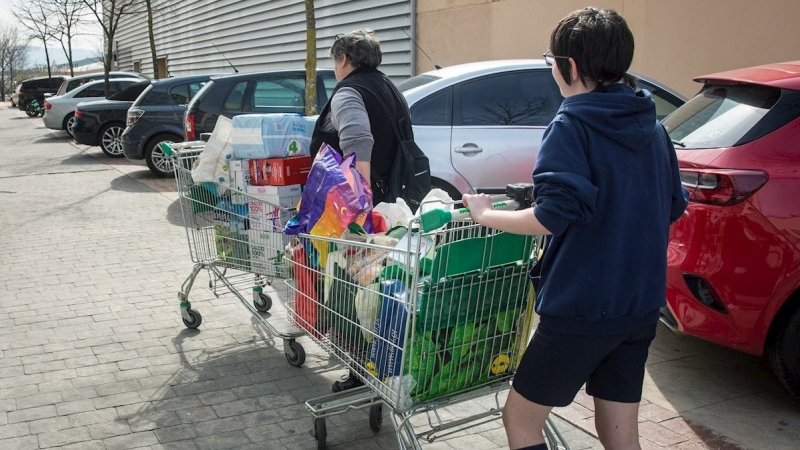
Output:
[191,116,233,183]
[374,198,414,228]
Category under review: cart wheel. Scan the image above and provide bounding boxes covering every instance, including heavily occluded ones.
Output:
[369,403,383,432]
[254,293,272,312]
[285,341,305,367]
[314,418,327,450]
[182,309,202,329]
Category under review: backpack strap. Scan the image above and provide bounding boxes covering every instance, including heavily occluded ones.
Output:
[355,77,408,143]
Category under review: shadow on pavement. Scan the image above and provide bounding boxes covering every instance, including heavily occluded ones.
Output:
[60,151,107,166]
[167,198,186,227]
[644,325,800,449]
[116,303,396,450]
[33,133,70,143]
[109,173,154,193]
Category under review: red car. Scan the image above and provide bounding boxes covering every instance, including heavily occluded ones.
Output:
[661,61,800,399]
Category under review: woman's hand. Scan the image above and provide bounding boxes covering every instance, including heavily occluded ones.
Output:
[462,193,494,223]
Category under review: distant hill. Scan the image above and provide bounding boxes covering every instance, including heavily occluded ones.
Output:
[26,46,98,67]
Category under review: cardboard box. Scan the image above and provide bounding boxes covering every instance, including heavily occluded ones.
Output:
[245,184,302,197]
[249,156,311,186]
[248,229,290,277]
[247,197,295,231]
[225,159,250,192]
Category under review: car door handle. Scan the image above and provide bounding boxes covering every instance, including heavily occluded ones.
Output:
[454,145,483,154]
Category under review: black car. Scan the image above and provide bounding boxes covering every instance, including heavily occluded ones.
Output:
[122,74,221,176]
[183,69,337,141]
[18,76,68,117]
[72,80,151,157]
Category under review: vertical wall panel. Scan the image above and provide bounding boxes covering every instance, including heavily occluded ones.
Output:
[113,0,414,80]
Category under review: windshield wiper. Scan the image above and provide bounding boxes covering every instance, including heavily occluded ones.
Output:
[671,139,685,148]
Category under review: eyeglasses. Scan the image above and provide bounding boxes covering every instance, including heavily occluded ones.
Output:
[543,49,570,67]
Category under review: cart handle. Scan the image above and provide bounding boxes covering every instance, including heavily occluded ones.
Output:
[420,199,521,232]
[160,142,174,157]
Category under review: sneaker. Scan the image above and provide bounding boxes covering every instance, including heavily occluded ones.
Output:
[331,372,364,392]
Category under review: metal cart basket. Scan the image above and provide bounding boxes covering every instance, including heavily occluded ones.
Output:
[284,207,570,449]
[166,142,306,366]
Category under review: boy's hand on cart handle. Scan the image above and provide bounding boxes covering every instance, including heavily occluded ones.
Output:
[462,193,494,223]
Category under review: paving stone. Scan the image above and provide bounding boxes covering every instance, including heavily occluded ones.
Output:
[126,411,181,433]
[16,392,63,410]
[38,426,91,448]
[93,392,143,409]
[28,415,72,434]
[154,424,197,443]
[103,431,159,450]
[174,406,217,424]
[149,441,199,450]
[61,439,107,450]
[68,408,119,427]
[210,398,262,418]
[0,422,30,440]
[0,435,39,450]
[37,379,76,394]
[7,405,57,423]
[196,390,236,406]
[96,380,143,397]
[88,420,132,439]
[194,430,252,450]
[61,387,99,402]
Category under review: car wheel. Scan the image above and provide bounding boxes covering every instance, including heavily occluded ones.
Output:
[25,103,38,117]
[768,305,800,400]
[145,133,181,177]
[62,113,76,136]
[99,123,125,157]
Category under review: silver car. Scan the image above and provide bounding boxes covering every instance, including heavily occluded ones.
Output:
[398,60,685,197]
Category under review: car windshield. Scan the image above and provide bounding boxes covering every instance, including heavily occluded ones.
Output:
[663,83,780,149]
[397,74,441,93]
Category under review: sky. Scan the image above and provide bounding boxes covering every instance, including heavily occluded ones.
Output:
[0,0,104,64]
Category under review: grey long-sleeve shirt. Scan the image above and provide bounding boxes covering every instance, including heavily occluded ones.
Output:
[320,87,374,162]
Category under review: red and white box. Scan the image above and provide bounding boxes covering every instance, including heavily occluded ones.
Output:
[249,156,312,186]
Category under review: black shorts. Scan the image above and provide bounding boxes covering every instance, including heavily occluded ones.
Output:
[512,322,657,407]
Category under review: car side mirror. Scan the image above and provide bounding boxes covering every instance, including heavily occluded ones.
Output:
[44,93,53,98]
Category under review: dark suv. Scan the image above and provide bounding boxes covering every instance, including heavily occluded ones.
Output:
[183,69,336,141]
[122,74,221,176]
[18,76,68,116]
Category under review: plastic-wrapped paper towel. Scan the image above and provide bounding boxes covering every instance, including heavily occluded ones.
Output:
[231,114,312,159]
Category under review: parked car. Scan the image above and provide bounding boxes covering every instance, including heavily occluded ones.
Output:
[52,71,145,97]
[183,69,337,141]
[17,76,68,116]
[398,60,686,198]
[72,80,152,156]
[10,83,21,107]
[42,78,140,136]
[660,60,800,399]
[121,73,223,176]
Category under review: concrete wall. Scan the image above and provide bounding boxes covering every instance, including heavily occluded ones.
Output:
[416,0,800,98]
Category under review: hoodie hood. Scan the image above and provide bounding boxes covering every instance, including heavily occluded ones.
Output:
[559,83,657,151]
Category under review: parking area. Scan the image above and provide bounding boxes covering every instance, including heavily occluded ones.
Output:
[1,104,799,450]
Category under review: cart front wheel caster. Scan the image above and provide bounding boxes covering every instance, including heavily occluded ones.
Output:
[369,403,383,432]
[286,341,305,367]
[182,309,202,329]
[314,417,326,450]
[254,293,272,312]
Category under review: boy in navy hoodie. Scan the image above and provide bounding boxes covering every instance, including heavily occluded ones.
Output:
[463,8,688,450]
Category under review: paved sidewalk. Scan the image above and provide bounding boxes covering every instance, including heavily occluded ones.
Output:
[0,106,599,449]
[2,104,799,450]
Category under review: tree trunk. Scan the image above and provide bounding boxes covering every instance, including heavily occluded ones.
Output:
[43,44,53,90]
[304,0,317,116]
[145,0,158,78]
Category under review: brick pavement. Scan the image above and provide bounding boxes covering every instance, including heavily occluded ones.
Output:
[0,107,603,449]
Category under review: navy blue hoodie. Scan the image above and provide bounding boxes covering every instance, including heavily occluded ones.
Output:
[531,83,688,336]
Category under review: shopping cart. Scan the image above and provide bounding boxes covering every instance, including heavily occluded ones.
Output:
[284,187,570,449]
[165,142,307,366]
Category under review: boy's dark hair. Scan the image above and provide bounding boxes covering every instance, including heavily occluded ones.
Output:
[550,7,636,89]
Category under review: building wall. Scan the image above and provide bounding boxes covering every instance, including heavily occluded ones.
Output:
[113,0,414,80]
[416,0,800,98]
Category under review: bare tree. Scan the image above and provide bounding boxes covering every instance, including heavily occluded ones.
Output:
[13,0,57,90]
[144,0,159,78]
[304,0,317,116]
[0,25,29,99]
[81,0,138,97]
[47,0,87,77]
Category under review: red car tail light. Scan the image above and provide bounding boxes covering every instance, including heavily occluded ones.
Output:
[679,169,768,206]
[44,102,52,110]
[185,113,196,140]
[127,108,144,126]
[74,109,83,118]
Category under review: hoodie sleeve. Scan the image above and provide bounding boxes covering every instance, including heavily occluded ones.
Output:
[532,118,598,235]
[660,124,689,222]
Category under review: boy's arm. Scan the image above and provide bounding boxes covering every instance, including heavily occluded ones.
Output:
[463,195,551,236]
